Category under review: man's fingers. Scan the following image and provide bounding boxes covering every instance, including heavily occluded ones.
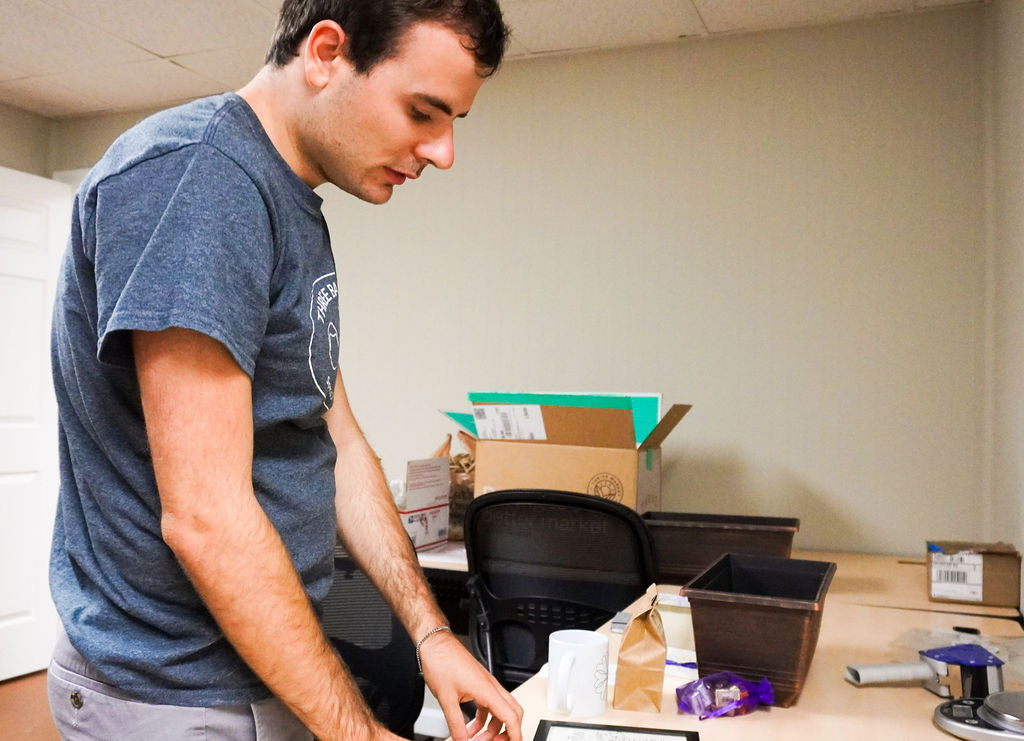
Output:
[472,700,522,741]
[440,698,469,741]
[485,686,524,741]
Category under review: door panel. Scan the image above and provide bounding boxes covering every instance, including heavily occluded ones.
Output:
[0,166,71,680]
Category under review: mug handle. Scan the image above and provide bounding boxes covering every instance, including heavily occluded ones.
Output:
[551,653,576,714]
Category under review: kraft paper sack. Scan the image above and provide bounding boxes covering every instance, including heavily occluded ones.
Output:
[612,584,666,712]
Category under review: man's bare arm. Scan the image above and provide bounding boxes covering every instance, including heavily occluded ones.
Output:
[325,373,524,741]
[134,328,399,741]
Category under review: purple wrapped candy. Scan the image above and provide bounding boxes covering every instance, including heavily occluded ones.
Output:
[676,672,774,720]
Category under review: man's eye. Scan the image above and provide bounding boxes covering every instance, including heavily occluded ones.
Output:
[410,108,431,123]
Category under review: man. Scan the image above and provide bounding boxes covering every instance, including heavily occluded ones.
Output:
[46,1,522,739]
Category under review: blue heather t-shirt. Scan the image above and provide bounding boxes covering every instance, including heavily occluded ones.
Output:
[50,92,341,706]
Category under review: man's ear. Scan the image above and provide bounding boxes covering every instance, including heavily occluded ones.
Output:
[302,19,349,89]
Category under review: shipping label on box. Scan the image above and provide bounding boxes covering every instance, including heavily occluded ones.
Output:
[473,404,547,440]
[927,540,1021,608]
[930,551,983,602]
[398,457,450,552]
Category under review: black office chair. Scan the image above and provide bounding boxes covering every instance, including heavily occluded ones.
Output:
[319,544,424,739]
[463,489,656,688]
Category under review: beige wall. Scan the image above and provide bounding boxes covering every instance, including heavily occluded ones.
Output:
[0,101,51,177]
[7,4,1017,557]
[322,7,988,555]
[988,1,1024,595]
[48,107,162,174]
[0,102,159,177]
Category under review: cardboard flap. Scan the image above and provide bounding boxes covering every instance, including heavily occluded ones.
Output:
[929,540,1022,558]
[473,403,636,448]
[639,404,692,451]
[468,391,661,445]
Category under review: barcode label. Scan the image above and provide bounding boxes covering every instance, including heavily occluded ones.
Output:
[931,552,983,601]
[472,404,547,441]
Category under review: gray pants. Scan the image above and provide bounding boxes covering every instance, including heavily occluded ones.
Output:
[47,630,313,740]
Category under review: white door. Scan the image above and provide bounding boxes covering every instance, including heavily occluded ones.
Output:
[0,166,71,680]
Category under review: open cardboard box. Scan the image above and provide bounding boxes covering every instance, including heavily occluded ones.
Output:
[463,399,691,512]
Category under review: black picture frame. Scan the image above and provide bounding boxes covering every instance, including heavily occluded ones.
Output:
[533,720,700,740]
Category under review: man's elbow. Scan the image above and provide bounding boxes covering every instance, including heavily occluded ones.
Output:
[160,507,230,567]
[161,495,266,566]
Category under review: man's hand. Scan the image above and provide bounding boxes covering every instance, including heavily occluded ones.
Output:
[420,630,523,741]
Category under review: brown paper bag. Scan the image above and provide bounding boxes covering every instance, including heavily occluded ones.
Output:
[612,584,666,712]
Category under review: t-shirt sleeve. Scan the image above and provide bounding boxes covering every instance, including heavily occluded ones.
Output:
[93,145,273,377]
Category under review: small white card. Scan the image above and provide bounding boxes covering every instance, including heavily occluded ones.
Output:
[399,457,450,552]
[405,457,450,506]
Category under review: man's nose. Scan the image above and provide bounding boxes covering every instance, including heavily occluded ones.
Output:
[415,126,455,170]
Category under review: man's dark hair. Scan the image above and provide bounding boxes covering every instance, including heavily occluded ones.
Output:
[265,0,509,77]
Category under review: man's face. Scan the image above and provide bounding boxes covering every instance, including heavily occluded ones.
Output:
[301,21,485,203]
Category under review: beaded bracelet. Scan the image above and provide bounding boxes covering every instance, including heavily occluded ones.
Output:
[415,625,452,675]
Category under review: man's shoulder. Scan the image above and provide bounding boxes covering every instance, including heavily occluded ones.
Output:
[83,94,256,194]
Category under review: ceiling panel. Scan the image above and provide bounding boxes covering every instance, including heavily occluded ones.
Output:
[53,58,227,111]
[0,0,153,78]
[694,0,908,34]
[40,0,277,57]
[172,44,269,90]
[504,34,533,59]
[0,59,30,83]
[0,0,988,119]
[0,75,104,117]
[503,0,707,54]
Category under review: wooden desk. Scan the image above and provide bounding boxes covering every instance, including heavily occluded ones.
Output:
[512,591,1024,740]
[796,549,1021,619]
[418,541,468,572]
[420,544,1022,619]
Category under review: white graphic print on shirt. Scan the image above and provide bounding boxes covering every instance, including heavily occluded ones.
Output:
[308,272,339,407]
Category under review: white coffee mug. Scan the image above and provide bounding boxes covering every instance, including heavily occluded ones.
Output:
[547,629,609,718]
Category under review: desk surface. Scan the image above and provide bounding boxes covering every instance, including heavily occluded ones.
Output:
[418,542,468,572]
[511,590,1024,740]
[419,543,1021,619]
[796,549,1020,619]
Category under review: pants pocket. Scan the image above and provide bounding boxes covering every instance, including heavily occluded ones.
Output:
[46,660,245,740]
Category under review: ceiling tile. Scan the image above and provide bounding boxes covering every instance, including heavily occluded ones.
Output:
[0,0,989,119]
[504,34,533,59]
[172,44,268,90]
[0,59,31,82]
[0,0,154,77]
[53,59,228,112]
[39,0,277,57]
[503,0,706,54]
[694,0,907,34]
[0,75,105,118]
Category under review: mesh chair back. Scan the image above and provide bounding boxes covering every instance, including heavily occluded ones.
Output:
[464,489,655,687]
[320,545,424,738]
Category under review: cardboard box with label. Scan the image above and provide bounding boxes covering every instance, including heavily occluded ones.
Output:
[397,457,450,552]
[927,540,1021,608]
[445,393,691,513]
